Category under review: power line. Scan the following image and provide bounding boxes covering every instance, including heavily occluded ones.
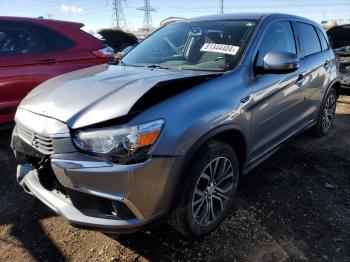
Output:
[219,0,224,14]
[110,0,127,30]
[137,0,156,32]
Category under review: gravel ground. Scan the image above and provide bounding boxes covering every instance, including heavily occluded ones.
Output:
[0,95,349,262]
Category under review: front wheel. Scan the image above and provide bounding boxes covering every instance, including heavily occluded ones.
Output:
[311,88,337,137]
[168,140,239,237]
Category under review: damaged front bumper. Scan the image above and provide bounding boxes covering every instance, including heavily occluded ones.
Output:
[12,126,182,233]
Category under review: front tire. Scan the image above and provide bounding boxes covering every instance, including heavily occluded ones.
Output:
[168,140,239,237]
[311,88,337,137]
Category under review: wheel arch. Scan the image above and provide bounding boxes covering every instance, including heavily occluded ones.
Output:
[171,125,248,208]
[330,80,341,97]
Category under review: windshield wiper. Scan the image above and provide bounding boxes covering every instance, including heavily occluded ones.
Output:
[146,64,169,69]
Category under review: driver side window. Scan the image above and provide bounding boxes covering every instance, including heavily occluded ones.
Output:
[256,21,296,66]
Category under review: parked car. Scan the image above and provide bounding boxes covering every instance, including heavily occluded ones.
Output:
[12,13,340,236]
[327,24,350,89]
[0,17,114,125]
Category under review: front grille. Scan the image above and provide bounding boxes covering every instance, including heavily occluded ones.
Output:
[17,124,54,155]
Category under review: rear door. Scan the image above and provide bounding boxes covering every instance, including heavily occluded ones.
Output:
[250,20,308,161]
[295,22,332,120]
[0,21,69,124]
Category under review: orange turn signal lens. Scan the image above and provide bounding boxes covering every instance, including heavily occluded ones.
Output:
[137,130,161,147]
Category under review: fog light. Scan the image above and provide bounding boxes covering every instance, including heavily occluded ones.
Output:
[111,201,119,217]
[109,200,135,219]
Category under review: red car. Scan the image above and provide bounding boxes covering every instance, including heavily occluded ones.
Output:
[0,17,114,125]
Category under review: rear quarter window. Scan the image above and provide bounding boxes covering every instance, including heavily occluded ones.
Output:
[316,28,329,51]
[297,22,322,57]
[31,23,75,52]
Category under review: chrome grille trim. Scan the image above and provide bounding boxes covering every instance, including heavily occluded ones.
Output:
[17,124,54,155]
[15,109,71,155]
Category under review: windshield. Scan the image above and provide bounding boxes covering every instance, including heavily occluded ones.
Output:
[122,19,257,72]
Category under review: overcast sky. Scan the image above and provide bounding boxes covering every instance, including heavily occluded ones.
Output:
[0,0,349,32]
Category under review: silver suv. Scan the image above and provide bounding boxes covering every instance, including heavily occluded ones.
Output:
[12,13,340,236]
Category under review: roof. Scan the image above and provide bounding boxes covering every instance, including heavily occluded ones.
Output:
[0,16,84,28]
[186,13,268,21]
[182,12,319,26]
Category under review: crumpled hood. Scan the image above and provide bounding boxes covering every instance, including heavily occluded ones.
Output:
[19,64,212,129]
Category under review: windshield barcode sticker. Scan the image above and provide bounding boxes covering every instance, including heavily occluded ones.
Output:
[200,43,240,55]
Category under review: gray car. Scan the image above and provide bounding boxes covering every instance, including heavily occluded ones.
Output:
[11,13,340,236]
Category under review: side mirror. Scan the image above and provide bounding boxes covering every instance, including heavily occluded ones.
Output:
[261,51,300,74]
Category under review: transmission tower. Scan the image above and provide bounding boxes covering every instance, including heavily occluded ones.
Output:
[137,0,156,32]
[219,0,224,14]
[111,0,127,29]
[322,12,327,21]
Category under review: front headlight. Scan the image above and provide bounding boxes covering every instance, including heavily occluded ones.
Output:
[72,119,164,164]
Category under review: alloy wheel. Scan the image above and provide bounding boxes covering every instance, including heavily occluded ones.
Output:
[191,157,235,226]
[322,94,336,133]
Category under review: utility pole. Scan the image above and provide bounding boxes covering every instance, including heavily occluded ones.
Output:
[219,0,224,14]
[137,0,156,32]
[111,0,127,30]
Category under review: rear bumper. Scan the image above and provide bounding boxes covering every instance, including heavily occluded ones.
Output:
[0,101,19,125]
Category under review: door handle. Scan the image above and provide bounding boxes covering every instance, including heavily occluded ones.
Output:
[296,74,304,87]
[37,59,57,65]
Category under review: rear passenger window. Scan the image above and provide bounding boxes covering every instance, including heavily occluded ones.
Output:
[297,23,322,56]
[257,21,296,66]
[0,21,46,56]
[31,24,75,52]
[316,28,329,51]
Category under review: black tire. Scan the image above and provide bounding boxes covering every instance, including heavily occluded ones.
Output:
[311,88,337,137]
[168,140,239,237]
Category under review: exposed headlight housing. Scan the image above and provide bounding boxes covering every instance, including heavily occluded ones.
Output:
[73,119,164,164]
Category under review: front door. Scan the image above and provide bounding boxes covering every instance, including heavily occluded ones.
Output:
[249,20,307,162]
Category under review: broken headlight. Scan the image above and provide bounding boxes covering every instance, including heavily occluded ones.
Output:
[72,119,164,164]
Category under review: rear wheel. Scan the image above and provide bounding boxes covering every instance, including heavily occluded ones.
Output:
[311,88,337,137]
[168,140,239,237]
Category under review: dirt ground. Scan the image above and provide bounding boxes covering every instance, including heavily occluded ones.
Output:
[0,94,349,262]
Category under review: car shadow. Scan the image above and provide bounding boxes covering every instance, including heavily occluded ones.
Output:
[340,88,350,96]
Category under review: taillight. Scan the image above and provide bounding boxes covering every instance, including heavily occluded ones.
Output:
[91,46,115,59]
